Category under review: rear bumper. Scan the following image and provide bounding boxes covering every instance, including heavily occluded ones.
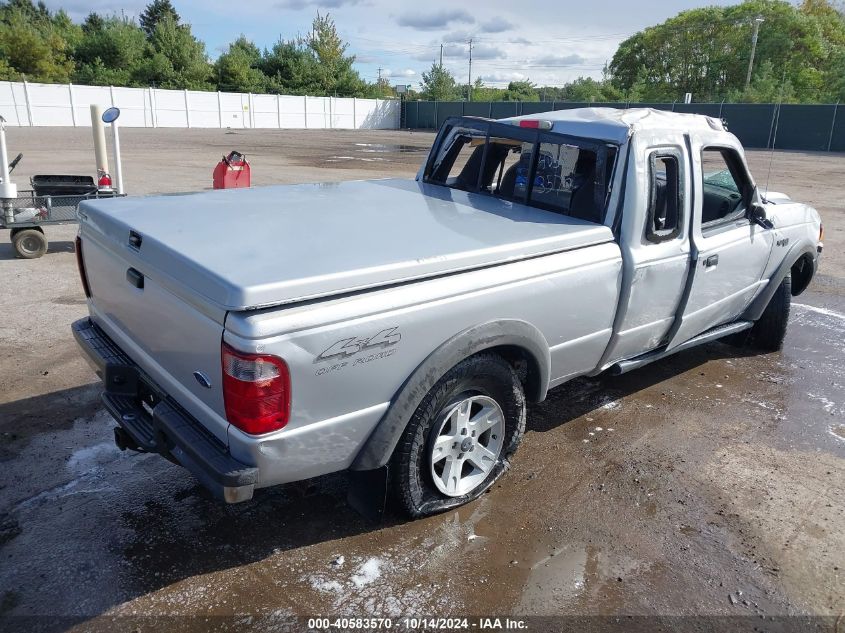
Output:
[72,317,258,503]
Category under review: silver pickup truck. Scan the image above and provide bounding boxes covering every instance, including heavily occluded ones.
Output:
[72,108,822,518]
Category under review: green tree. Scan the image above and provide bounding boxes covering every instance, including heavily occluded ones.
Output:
[502,80,539,101]
[216,36,265,92]
[0,3,75,82]
[259,39,317,94]
[304,12,364,95]
[138,14,211,89]
[608,0,845,103]
[139,0,179,38]
[73,16,147,86]
[419,63,460,100]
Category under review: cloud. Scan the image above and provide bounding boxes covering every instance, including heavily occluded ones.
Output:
[478,17,513,33]
[472,43,505,60]
[275,0,364,8]
[396,9,474,30]
[442,29,473,43]
[442,43,467,58]
[383,68,417,78]
[529,53,586,66]
[480,71,527,84]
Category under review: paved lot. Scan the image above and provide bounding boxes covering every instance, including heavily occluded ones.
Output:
[0,127,843,630]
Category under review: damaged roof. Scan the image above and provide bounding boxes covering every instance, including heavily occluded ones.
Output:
[502,107,726,144]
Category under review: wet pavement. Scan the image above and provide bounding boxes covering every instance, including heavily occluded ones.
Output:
[0,130,842,630]
[0,293,842,630]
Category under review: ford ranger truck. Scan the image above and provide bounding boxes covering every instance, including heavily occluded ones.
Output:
[72,108,822,518]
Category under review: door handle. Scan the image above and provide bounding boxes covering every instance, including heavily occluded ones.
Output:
[703,254,719,268]
[126,267,144,289]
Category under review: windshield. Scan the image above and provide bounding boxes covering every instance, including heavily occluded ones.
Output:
[425,119,617,224]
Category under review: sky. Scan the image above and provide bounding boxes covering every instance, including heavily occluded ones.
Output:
[44,0,746,88]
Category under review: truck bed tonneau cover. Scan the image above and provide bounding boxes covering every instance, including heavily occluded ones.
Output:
[79,178,614,310]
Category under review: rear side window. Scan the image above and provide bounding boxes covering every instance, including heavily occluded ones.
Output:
[425,118,617,225]
[646,152,682,243]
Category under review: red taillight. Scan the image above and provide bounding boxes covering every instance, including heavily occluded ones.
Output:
[222,343,290,435]
[75,236,91,298]
[98,172,112,188]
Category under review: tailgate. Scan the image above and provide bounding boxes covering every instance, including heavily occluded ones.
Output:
[79,228,230,444]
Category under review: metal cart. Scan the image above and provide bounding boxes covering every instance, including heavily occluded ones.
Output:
[2,179,119,258]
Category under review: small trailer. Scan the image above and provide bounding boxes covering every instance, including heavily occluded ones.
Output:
[0,115,119,259]
[2,173,118,258]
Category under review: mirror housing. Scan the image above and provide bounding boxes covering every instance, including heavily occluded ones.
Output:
[748,203,774,229]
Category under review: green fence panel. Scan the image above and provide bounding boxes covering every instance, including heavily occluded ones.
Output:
[552,102,590,111]
[490,102,520,119]
[720,104,778,148]
[673,103,723,117]
[416,101,437,129]
[464,102,491,118]
[435,101,464,128]
[403,100,842,151]
[830,104,845,152]
[774,105,837,152]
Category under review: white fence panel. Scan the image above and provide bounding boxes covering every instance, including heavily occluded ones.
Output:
[0,80,400,131]
[188,90,219,128]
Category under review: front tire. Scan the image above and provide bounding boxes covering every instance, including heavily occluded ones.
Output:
[390,353,526,518]
[747,273,791,351]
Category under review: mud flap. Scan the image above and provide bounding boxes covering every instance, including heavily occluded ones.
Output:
[347,466,389,522]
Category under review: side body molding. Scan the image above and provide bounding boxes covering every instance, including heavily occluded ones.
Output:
[350,319,551,471]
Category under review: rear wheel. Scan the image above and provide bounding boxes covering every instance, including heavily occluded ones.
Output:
[747,273,791,351]
[390,353,526,518]
[12,228,48,259]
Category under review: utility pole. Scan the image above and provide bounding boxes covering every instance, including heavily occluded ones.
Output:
[378,67,382,83]
[439,44,443,69]
[467,38,473,102]
[744,17,765,92]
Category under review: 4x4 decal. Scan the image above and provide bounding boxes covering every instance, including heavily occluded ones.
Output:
[317,327,402,362]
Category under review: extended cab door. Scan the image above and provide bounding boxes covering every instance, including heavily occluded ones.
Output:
[599,142,692,365]
[667,138,774,349]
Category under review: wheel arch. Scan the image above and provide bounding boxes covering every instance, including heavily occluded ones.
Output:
[349,319,550,471]
[743,243,816,321]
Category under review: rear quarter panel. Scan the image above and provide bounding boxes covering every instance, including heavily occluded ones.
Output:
[224,243,622,485]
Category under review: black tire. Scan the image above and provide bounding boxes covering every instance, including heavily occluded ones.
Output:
[12,228,48,259]
[747,273,791,351]
[390,352,526,518]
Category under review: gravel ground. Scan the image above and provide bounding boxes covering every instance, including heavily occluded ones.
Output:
[0,127,843,632]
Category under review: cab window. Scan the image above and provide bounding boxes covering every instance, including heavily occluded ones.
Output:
[646,152,682,242]
[425,119,616,224]
[700,147,752,228]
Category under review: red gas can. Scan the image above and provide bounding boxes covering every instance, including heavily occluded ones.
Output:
[213,151,250,189]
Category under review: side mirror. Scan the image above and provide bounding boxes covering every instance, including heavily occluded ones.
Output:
[749,204,773,229]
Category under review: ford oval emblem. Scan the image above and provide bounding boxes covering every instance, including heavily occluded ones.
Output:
[193,371,212,389]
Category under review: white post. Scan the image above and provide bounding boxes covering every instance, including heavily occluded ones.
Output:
[217,91,223,128]
[22,80,33,126]
[277,94,282,128]
[110,120,124,195]
[353,97,357,129]
[303,95,308,129]
[248,93,254,128]
[329,96,333,129]
[150,88,158,128]
[109,84,115,106]
[184,89,191,128]
[68,83,77,127]
[9,81,22,126]
[0,119,17,223]
[90,104,109,179]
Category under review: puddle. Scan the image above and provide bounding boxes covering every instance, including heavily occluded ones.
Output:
[354,143,427,153]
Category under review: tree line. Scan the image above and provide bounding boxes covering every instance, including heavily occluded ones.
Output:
[0,0,388,97]
[421,0,845,104]
[1,0,844,103]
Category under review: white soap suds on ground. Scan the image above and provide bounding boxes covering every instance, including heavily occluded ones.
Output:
[351,558,382,588]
